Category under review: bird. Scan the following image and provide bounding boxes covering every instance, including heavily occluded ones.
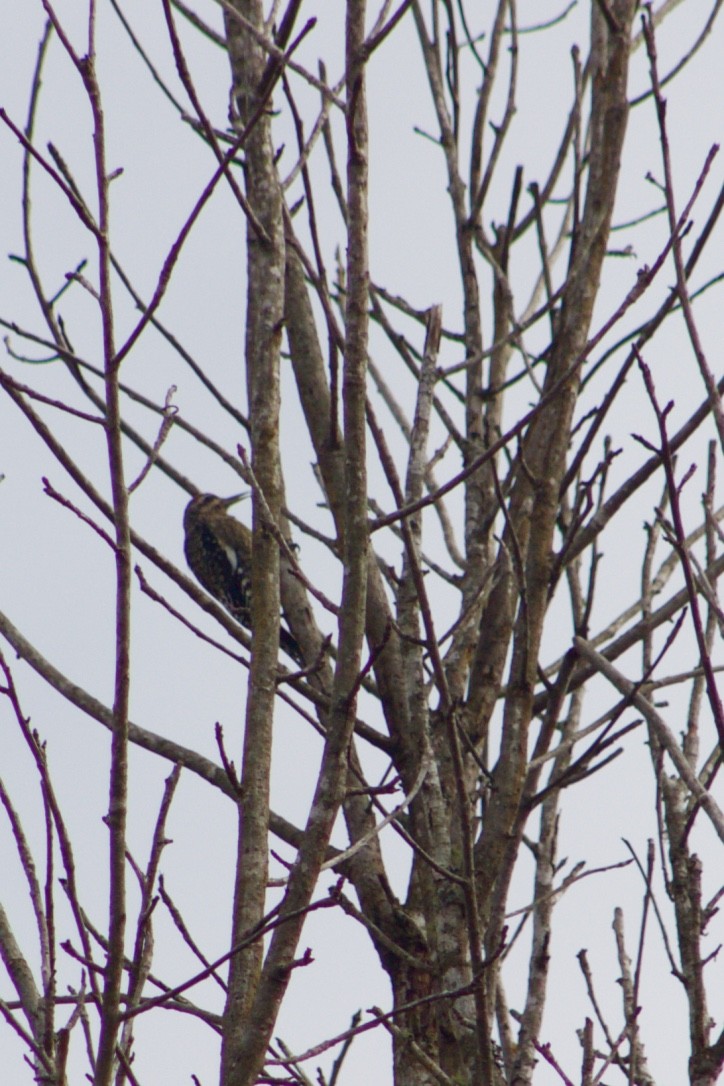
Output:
[183,492,302,664]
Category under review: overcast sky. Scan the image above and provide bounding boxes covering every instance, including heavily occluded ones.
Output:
[1,3,723,1083]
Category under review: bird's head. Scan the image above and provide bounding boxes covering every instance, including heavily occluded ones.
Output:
[183,492,249,528]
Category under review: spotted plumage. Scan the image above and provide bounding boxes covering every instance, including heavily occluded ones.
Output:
[183,493,302,664]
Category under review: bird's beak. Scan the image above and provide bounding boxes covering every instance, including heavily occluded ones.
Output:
[222,492,249,508]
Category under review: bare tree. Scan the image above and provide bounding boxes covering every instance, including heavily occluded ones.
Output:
[0,2,722,1085]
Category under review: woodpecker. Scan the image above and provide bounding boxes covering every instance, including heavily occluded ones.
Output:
[183,493,302,664]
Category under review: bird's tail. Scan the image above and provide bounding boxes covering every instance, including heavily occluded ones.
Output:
[280,625,304,667]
